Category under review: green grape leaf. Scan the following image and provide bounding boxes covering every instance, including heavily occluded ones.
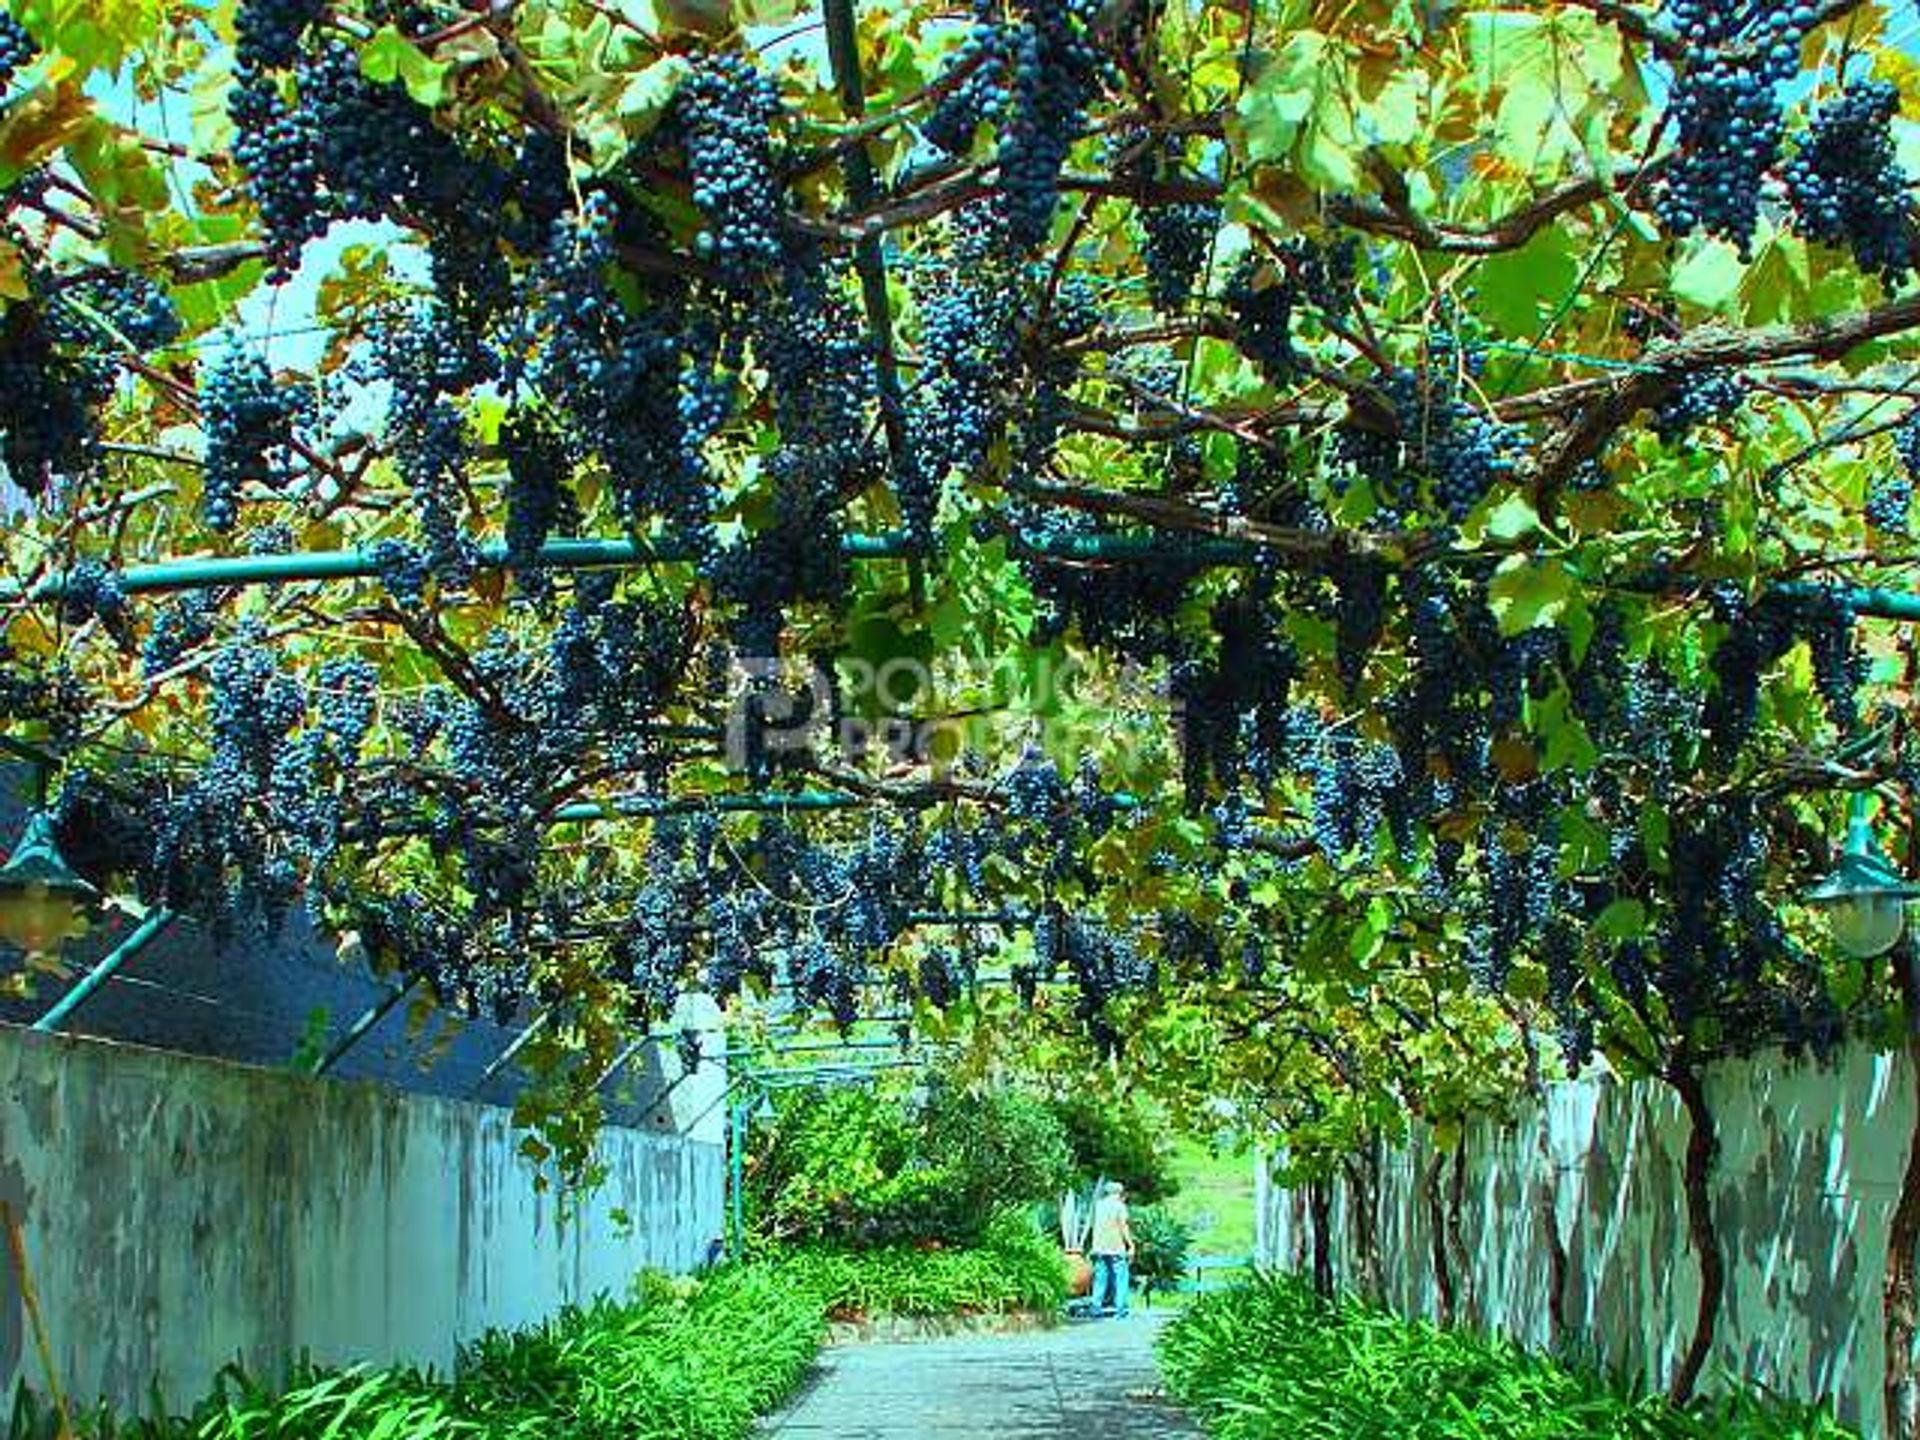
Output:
[1488,556,1573,633]
[1472,227,1579,336]
[361,26,453,107]
[1670,238,1744,312]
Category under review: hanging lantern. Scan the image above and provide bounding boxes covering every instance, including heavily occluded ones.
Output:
[1805,796,1920,959]
[0,811,98,961]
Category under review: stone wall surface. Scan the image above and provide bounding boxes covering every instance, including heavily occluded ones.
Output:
[1254,1043,1911,1437]
[0,1024,726,1415]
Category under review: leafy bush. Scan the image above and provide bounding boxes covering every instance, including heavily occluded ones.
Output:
[1128,1204,1194,1299]
[8,1265,823,1440]
[1159,1274,1857,1440]
[454,1265,824,1438]
[917,1086,1075,1241]
[1048,1094,1180,1203]
[773,1210,1069,1321]
[749,1081,1074,1247]
[9,1363,472,1440]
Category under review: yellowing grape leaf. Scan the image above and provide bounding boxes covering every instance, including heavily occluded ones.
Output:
[617,54,690,130]
[0,239,27,301]
[0,81,94,185]
[656,0,734,38]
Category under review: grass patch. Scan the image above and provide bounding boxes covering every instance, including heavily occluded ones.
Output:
[1160,1273,1857,1439]
[1161,1138,1258,1258]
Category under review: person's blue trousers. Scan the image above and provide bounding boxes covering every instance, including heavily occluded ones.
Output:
[1091,1253,1131,1317]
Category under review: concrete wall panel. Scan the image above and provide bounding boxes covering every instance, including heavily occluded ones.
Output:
[0,1025,724,1415]
[1255,1043,1914,1437]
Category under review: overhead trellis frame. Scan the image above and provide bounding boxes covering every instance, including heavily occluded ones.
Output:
[10,536,1920,625]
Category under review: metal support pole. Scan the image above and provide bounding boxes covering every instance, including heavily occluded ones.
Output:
[31,907,175,1033]
[1776,581,1920,624]
[311,973,422,1077]
[597,1030,667,1090]
[0,532,915,603]
[728,1086,749,1261]
[0,532,1243,603]
[466,1007,549,1096]
[550,790,865,825]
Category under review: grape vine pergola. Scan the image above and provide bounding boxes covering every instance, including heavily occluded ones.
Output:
[8,0,1920,1417]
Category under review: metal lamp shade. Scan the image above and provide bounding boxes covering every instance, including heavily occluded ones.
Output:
[0,811,98,959]
[1805,810,1920,959]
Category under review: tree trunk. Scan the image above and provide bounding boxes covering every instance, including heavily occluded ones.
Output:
[1449,1143,1476,1329]
[1534,1112,1570,1349]
[1309,1178,1334,1298]
[1667,1060,1723,1407]
[1885,939,1920,1440]
[1513,1010,1567,1347]
[1367,1136,1386,1302]
[1426,1151,1456,1327]
[1343,1145,1384,1302]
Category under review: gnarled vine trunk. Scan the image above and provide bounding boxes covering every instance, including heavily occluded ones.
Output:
[1513,1014,1566,1347]
[1309,1178,1334,1298]
[1449,1143,1477,1331]
[1343,1141,1384,1302]
[1667,1061,1723,1407]
[1536,1131,1570,1349]
[1425,1151,1455,1327]
[1884,939,1920,1440]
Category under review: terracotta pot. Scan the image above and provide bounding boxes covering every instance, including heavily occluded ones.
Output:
[1065,1249,1094,1298]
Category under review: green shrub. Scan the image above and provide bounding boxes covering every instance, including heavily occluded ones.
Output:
[918,1086,1076,1242]
[1048,1094,1180,1203]
[8,1266,824,1440]
[773,1209,1069,1321]
[454,1265,823,1440]
[1159,1274,1858,1440]
[749,1081,1074,1248]
[1128,1204,1193,1298]
[7,1363,474,1440]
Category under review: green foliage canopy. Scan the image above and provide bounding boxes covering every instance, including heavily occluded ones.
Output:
[3,0,1919,1181]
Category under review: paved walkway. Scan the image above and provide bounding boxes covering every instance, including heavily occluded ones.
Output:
[760,1313,1205,1438]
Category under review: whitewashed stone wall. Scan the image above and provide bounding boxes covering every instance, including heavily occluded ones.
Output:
[1256,1043,1910,1436]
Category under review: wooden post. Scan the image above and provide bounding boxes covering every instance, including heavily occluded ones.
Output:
[2,1201,71,1440]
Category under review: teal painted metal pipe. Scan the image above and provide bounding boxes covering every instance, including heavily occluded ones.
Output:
[24,523,1920,627]
[0,531,919,602]
[1026,532,1252,564]
[31,907,175,1033]
[906,910,1029,925]
[728,1087,748,1261]
[312,973,422,1077]
[1774,581,1920,624]
[0,528,1251,603]
[748,1060,926,1084]
[550,791,864,823]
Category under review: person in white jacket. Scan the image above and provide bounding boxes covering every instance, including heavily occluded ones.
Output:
[1089,1180,1136,1319]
